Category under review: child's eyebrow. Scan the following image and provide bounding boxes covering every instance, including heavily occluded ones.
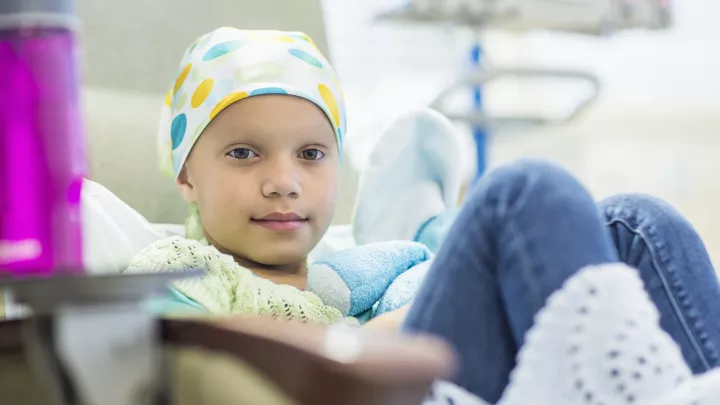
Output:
[217,133,333,148]
[238,126,333,139]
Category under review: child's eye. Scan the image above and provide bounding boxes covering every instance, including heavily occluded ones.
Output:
[299,149,325,161]
[227,148,258,160]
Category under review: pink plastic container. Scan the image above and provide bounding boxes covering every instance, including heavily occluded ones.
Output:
[0,0,86,276]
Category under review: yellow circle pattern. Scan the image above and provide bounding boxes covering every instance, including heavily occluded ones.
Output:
[210,91,249,120]
[192,79,215,108]
[174,63,192,94]
[318,84,340,129]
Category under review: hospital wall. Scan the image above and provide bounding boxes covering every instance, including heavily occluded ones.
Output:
[323,0,720,266]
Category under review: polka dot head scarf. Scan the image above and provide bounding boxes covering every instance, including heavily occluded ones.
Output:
[157,27,346,179]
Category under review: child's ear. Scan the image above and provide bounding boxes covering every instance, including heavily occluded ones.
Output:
[176,165,196,203]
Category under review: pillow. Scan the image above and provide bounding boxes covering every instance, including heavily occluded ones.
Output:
[82,179,165,274]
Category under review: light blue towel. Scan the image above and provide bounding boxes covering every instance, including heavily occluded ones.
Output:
[375,259,432,316]
[307,241,433,318]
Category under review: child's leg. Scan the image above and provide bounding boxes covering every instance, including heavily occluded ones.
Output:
[404,160,720,403]
[600,194,720,372]
[416,185,720,369]
[403,159,618,403]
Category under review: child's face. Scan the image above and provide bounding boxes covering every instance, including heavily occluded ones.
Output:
[178,95,339,267]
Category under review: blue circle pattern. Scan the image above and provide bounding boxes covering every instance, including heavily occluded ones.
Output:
[250,87,289,96]
[171,113,187,150]
[288,49,323,68]
[202,40,244,61]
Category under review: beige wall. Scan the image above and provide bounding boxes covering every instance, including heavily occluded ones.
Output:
[78,0,331,93]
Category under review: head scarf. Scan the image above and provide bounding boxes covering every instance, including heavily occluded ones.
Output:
[157,27,346,179]
[156,27,346,239]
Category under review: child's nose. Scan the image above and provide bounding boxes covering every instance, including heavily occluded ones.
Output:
[261,160,301,198]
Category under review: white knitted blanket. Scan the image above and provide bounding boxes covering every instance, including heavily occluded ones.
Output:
[425,263,720,405]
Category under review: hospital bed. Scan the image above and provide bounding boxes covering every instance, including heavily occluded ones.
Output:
[376,0,672,178]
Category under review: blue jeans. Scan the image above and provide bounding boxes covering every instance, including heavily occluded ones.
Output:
[404,160,720,403]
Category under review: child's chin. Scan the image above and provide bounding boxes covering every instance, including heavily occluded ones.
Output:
[254,244,309,265]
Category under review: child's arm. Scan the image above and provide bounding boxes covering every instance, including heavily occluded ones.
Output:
[364,305,411,333]
[308,241,432,317]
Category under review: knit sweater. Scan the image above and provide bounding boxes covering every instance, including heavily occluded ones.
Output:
[123,236,346,325]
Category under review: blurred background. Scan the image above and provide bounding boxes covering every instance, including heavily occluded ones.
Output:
[79,0,720,265]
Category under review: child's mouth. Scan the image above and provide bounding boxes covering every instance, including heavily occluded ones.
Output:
[252,212,308,232]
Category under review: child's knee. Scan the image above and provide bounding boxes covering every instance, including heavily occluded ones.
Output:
[599,193,689,232]
[464,159,589,215]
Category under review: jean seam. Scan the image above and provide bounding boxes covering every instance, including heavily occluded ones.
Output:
[488,179,545,325]
[431,202,491,297]
[605,214,712,370]
[505,217,544,312]
[466,208,493,279]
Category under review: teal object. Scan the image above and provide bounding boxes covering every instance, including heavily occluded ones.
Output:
[288,48,323,68]
[144,287,208,315]
[415,209,460,253]
[202,40,244,61]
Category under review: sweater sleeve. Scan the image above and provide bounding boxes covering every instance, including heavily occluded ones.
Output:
[124,236,245,314]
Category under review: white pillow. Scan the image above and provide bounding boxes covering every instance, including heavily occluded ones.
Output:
[82,179,165,274]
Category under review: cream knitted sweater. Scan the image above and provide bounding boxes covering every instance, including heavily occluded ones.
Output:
[123,236,345,325]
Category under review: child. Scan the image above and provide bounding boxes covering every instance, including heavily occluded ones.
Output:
[125,27,395,324]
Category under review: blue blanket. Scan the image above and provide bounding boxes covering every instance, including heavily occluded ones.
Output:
[307,241,433,320]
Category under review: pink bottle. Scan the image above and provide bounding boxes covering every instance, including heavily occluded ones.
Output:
[0,0,86,276]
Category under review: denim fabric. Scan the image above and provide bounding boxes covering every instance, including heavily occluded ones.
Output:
[405,160,720,403]
[600,194,720,373]
[404,160,617,402]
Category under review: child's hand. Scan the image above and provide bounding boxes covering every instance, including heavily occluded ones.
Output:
[308,241,432,317]
[363,305,411,333]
